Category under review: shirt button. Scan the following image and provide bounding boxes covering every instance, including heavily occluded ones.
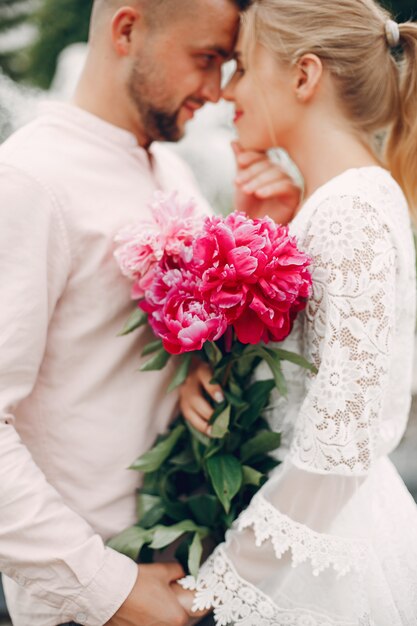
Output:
[76,612,88,624]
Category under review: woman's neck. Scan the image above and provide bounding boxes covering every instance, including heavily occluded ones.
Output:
[287,116,380,203]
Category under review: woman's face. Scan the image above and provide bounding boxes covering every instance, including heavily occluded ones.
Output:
[223,34,299,152]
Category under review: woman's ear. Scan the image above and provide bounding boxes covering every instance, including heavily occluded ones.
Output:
[293,53,323,103]
[111,7,141,56]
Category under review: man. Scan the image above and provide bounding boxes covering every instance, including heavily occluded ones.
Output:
[0,1,298,625]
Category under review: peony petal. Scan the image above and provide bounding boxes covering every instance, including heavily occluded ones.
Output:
[233,308,265,344]
[227,247,258,278]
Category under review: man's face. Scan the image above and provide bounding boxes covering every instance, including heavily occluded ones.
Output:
[128,0,240,143]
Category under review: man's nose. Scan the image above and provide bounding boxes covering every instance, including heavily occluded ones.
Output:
[200,72,222,104]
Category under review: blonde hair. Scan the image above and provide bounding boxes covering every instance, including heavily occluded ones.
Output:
[244,0,417,219]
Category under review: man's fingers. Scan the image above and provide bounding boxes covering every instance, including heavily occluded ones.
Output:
[158,562,186,583]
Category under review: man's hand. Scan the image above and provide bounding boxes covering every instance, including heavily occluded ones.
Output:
[171,582,211,625]
[232,141,301,224]
[105,562,189,626]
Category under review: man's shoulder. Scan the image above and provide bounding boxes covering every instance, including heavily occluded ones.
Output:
[0,115,69,177]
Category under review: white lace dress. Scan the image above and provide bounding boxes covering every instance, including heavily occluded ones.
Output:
[181,167,417,625]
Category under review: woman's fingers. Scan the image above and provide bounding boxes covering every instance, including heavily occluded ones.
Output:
[254,178,301,204]
[179,361,224,435]
[239,165,286,194]
[187,409,212,435]
[197,362,224,403]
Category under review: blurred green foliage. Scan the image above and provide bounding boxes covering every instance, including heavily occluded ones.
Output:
[0,0,93,88]
[0,0,416,89]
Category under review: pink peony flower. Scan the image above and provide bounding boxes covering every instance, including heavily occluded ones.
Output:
[140,266,227,355]
[193,211,312,344]
[114,192,203,299]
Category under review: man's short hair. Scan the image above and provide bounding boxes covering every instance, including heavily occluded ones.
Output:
[91,0,253,28]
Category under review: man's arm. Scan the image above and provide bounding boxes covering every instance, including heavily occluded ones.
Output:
[0,165,185,626]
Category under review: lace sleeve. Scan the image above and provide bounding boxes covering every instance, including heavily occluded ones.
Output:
[291,194,396,474]
[180,195,402,625]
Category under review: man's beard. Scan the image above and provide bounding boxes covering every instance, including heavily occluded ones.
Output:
[128,62,184,143]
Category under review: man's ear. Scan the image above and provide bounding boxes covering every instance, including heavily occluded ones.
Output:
[292,53,323,103]
[111,7,142,56]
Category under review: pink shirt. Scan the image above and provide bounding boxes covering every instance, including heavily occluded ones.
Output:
[0,102,210,625]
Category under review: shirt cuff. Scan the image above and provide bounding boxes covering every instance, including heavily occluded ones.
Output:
[61,547,138,626]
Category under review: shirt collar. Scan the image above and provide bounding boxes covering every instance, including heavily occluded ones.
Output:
[37,100,142,150]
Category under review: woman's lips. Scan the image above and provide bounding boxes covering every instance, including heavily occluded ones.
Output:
[234,110,244,123]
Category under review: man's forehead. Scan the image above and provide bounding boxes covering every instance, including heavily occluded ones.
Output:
[178,5,240,52]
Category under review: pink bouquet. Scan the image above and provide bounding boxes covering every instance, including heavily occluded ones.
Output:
[111,193,313,575]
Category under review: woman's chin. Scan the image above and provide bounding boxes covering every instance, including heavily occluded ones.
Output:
[236,133,273,153]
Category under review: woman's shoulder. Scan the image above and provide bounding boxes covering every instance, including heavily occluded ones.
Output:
[289,166,415,280]
[293,166,410,242]
[306,166,405,213]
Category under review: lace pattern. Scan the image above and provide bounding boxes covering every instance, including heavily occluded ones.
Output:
[236,494,368,576]
[180,169,417,626]
[180,548,372,626]
[281,172,416,476]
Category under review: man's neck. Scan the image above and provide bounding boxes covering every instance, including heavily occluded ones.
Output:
[73,64,150,149]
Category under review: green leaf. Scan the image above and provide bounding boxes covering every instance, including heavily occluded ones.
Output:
[139,499,166,529]
[204,341,223,366]
[240,379,276,429]
[210,405,231,439]
[186,422,211,447]
[204,440,225,460]
[206,454,243,514]
[118,308,147,336]
[266,347,317,374]
[188,494,221,527]
[107,526,152,560]
[235,352,258,379]
[141,339,163,357]
[240,430,281,463]
[163,499,189,522]
[223,390,248,409]
[150,520,208,550]
[188,533,203,578]
[167,353,193,393]
[170,448,195,466]
[130,424,185,473]
[140,347,171,371]
[242,465,265,486]
[137,494,162,521]
[250,347,288,396]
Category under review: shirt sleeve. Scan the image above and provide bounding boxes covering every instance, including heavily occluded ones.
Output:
[180,195,398,624]
[0,164,138,625]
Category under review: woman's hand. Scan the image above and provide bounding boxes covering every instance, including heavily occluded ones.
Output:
[179,361,224,435]
[233,141,301,224]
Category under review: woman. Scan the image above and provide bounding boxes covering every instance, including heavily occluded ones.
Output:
[176,0,417,623]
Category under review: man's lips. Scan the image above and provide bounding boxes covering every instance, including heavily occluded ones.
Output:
[234,110,244,123]
[182,102,204,119]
